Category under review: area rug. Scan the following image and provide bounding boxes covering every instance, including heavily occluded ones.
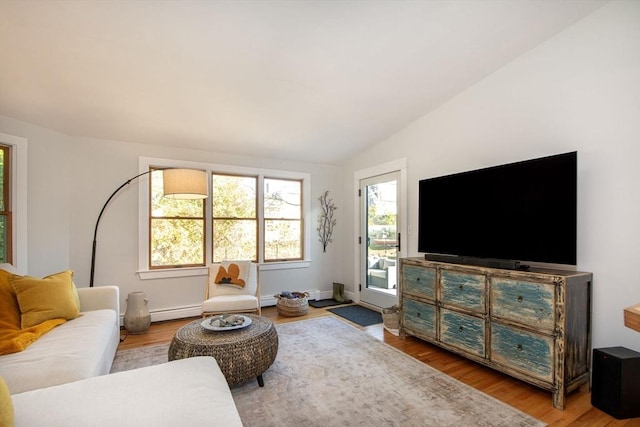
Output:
[327,304,382,326]
[110,317,544,426]
[110,343,169,373]
[308,298,352,308]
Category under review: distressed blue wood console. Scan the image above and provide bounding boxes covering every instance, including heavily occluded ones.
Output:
[399,257,592,409]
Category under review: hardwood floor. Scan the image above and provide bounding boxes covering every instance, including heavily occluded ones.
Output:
[118,305,640,427]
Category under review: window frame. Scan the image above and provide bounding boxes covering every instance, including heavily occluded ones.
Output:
[263,177,304,262]
[148,167,207,269]
[0,133,27,272]
[138,157,311,280]
[211,172,259,263]
[0,144,11,264]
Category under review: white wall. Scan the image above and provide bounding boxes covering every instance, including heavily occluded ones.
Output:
[0,115,347,319]
[1,0,637,350]
[343,0,640,351]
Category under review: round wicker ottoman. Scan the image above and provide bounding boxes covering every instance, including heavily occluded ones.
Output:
[168,314,278,387]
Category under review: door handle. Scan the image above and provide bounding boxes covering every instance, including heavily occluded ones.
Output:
[395,233,401,251]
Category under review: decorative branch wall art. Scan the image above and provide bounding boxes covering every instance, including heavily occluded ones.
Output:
[317,191,337,253]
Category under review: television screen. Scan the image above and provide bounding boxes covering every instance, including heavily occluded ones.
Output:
[418,151,577,266]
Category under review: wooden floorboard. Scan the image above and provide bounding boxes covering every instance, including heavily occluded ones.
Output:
[117,305,640,427]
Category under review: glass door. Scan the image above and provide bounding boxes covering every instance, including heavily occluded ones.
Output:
[360,171,400,309]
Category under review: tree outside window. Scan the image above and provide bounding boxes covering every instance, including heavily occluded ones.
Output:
[264,178,302,261]
[146,164,306,269]
[211,174,258,263]
[0,145,10,264]
[150,169,205,268]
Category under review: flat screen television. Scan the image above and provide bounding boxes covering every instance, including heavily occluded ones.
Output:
[418,151,577,268]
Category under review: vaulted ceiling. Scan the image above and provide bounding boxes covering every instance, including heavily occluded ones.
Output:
[0,0,607,165]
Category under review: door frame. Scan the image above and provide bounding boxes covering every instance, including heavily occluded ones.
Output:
[353,158,407,307]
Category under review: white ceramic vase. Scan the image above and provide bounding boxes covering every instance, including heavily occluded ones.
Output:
[124,291,151,334]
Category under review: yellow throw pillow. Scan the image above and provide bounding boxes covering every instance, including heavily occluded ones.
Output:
[0,376,14,427]
[10,270,81,329]
[0,269,69,355]
[0,269,21,330]
[71,281,81,312]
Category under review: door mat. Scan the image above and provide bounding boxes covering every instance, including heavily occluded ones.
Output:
[308,298,353,308]
[328,305,382,327]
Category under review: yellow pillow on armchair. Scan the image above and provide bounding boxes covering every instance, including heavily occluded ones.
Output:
[10,270,81,329]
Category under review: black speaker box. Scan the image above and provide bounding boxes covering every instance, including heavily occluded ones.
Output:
[591,347,640,419]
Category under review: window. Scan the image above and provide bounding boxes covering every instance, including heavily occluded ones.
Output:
[211,174,258,262]
[138,157,311,278]
[149,169,206,268]
[0,133,27,272]
[211,174,303,263]
[264,178,302,261]
[0,145,11,264]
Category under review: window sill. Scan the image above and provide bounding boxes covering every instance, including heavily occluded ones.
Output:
[260,260,311,271]
[138,267,208,280]
[137,260,311,280]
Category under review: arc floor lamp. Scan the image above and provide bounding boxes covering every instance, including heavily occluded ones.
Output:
[89,168,208,287]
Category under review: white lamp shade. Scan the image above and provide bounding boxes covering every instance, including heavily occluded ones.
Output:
[162,169,208,199]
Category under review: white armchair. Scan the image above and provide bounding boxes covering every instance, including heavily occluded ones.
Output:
[367,257,397,289]
[202,261,261,317]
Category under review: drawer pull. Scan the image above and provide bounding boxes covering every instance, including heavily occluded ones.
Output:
[517,344,523,352]
[517,296,523,303]
[417,312,421,318]
[458,326,464,333]
[458,285,464,290]
[416,277,421,282]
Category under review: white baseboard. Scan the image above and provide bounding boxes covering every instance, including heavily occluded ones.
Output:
[119,305,202,326]
[150,305,203,322]
[317,289,355,302]
[262,289,323,307]
[120,288,338,325]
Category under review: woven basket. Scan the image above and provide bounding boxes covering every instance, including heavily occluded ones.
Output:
[382,305,400,329]
[275,292,309,317]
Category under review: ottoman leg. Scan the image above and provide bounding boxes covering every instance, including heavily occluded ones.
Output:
[257,374,264,387]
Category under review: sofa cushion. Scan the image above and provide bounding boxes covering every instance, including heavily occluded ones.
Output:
[10,270,81,329]
[0,309,119,394]
[0,318,67,356]
[0,376,13,427]
[12,357,243,427]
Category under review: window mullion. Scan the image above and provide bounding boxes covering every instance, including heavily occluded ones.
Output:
[257,175,265,264]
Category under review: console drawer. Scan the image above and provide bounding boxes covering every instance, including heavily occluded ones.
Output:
[402,265,436,299]
[399,257,592,410]
[491,278,555,330]
[441,270,485,313]
[402,298,436,338]
[440,308,485,357]
[491,322,554,383]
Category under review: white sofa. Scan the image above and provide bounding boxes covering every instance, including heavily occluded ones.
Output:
[11,356,244,427]
[0,284,121,394]
[1,265,243,426]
